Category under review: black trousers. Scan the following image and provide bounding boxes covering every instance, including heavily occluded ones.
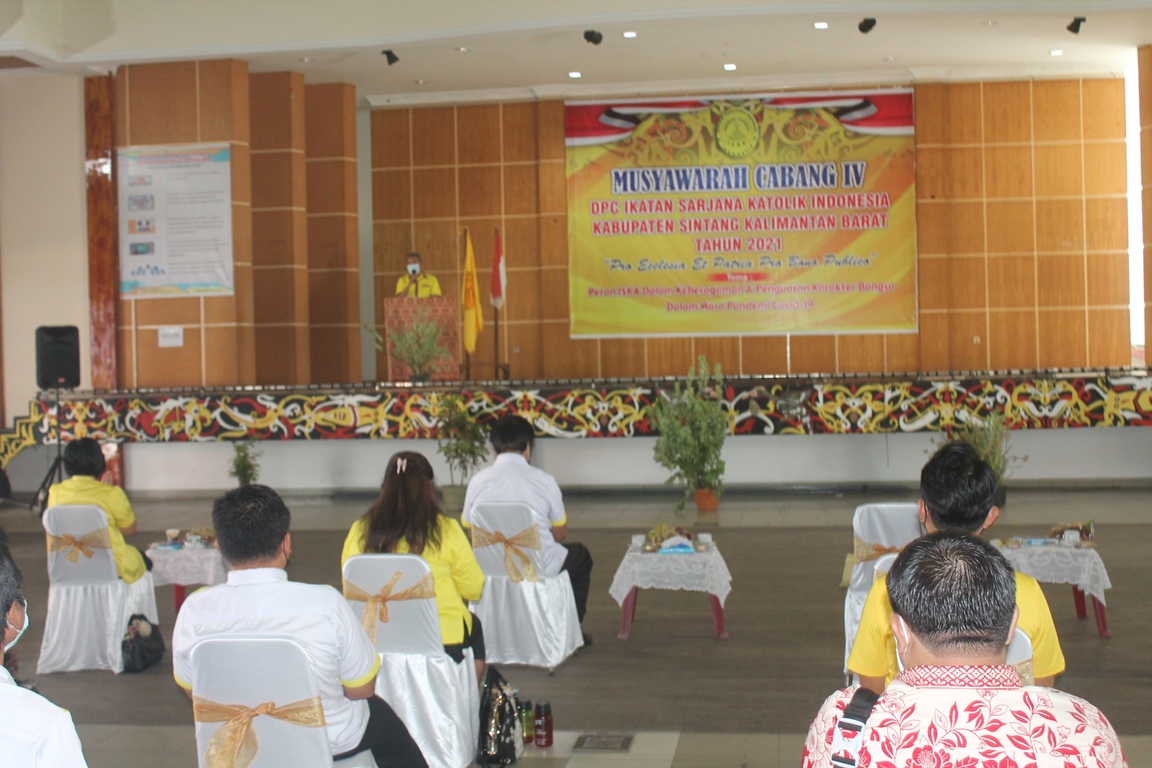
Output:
[333,695,427,768]
[561,542,593,623]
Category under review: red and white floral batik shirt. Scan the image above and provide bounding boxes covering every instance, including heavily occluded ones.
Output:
[802,665,1127,768]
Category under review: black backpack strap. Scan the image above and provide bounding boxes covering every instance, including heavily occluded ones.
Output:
[829,687,880,767]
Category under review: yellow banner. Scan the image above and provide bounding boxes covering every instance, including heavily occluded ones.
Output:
[565,91,917,337]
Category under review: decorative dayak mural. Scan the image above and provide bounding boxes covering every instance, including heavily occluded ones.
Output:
[2,374,1149,467]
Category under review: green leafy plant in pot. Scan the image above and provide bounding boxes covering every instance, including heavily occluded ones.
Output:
[936,410,1026,508]
[365,309,448,382]
[229,439,261,487]
[434,393,489,512]
[649,355,729,511]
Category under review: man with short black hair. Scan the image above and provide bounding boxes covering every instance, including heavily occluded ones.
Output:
[462,415,593,635]
[847,441,1063,692]
[394,252,442,298]
[804,534,1126,768]
[0,541,89,766]
[172,485,426,767]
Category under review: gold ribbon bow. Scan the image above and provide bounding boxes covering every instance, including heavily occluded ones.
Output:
[471,525,541,583]
[343,571,436,645]
[852,536,901,566]
[193,695,326,768]
[46,528,112,563]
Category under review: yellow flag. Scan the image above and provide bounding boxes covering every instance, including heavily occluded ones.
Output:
[462,228,484,354]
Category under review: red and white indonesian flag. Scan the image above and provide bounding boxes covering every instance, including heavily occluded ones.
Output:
[491,227,506,310]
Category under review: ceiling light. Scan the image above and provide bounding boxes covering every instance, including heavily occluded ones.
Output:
[298,57,313,64]
[813,22,829,30]
[883,56,896,63]
[984,20,997,27]
[723,63,737,71]
[1050,49,1064,57]
[456,46,469,53]
[382,49,399,66]
[415,79,426,85]
[584,30,603,45]
[568,71,582,79]
[858,18,876,34]
[622,31,637,39]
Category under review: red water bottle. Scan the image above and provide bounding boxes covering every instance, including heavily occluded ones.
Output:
[533,701,553,747]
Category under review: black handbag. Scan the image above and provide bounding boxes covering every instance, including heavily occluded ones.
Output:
[121,614,165,673]
[477,665,519,766]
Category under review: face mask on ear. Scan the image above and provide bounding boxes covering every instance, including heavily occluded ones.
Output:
[894,616,910,672]
[407,263,420,276]
[5,600,28,652]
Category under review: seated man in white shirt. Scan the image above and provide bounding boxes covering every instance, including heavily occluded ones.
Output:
[0,539,88,767]
[172,485,426,768]
[462,415,594,641]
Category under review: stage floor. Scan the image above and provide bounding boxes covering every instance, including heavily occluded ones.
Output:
[1,487,1148,767]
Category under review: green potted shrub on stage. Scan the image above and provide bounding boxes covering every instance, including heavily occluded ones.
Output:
[229,439,261,487]
[937,411,1025,508]
[434,393,489,512]
[650,355,729,511]
[365,309,448,382]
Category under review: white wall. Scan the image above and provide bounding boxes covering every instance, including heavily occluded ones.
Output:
[0,73,90,425]
[122,427,1152,494]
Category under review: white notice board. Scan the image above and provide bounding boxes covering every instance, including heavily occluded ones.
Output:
[118,144,234,298]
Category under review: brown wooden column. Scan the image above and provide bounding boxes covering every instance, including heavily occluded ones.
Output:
[1142,46,1152,356]
[115,60,254,387]
[304,82,359,383]
[85,75,119,391]
[250,72,310,385]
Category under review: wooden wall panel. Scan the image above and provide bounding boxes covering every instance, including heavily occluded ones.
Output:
[115,59,254,388]
[837,335,885,374]
[1142,46,1152,362]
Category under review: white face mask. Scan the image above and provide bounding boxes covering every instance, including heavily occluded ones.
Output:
[407,262,420,276]
[894,617,912,672]
[5,600,28,652]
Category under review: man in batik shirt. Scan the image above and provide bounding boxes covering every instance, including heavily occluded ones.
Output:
[803,534,1126,768]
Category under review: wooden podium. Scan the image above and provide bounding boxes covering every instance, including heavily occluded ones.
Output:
[382,296,461,382]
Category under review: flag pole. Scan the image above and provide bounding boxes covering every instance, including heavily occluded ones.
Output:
[493,306,501,380]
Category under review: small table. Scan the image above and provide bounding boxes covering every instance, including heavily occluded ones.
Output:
[609,543,732,640]
[145,546,228,611]
[994,541,1113,639]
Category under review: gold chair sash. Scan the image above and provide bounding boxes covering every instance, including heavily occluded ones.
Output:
[343,570,436,645]
[46,528,112,563]
[852,536,901,566]
[193,694,325,768]
[471,525,541,583]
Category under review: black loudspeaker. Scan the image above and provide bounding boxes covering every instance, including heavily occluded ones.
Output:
[35,326,81,390]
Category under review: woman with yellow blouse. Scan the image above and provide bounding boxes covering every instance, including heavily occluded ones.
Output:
[342,451,486,681]
[47,438,150,584]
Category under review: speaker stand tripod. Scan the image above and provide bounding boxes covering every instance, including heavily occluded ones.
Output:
[31,388,65,516]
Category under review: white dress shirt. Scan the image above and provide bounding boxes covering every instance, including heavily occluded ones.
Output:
[462,452,568,577]
[172,568,380,754]
[0,666,88,767]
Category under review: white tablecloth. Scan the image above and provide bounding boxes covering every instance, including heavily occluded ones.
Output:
[609,545,732,607]
[145,546,228,588]
[994,543,1111,605]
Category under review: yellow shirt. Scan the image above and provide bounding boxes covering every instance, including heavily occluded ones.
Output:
[341,515,484,645]
[847,570,1065,685]
[47,475,146,585]
[394,273,442,298]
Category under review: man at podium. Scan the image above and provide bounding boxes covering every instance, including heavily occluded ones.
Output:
[394,252,442,298]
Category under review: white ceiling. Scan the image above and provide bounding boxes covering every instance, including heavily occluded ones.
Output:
[3,1,1152,105]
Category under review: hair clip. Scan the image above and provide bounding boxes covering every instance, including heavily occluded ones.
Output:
[396,458,408,473]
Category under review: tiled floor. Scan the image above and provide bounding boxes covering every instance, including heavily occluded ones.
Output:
[2,486,1148,767]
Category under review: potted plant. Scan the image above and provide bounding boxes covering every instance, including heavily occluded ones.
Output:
[365,309,448,382]
[434,393,489,512]
[937,411,1026,508]
[649,355,729,511]
[229,439,261,486]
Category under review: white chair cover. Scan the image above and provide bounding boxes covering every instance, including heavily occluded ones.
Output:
[844,502,921,673]
[872,552,898,579]
[468,503,582,670]
[190,638,376,768]
[37,504,158,674]
[343,554,477,768]
[1006,627,1035,686]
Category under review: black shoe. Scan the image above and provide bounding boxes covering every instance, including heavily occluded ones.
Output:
[581,632,593,647]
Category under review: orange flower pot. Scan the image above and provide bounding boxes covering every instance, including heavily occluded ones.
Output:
[694,488,720,512]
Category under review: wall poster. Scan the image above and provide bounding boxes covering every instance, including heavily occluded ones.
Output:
[565,90,916,337]
[118,143,234,298]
